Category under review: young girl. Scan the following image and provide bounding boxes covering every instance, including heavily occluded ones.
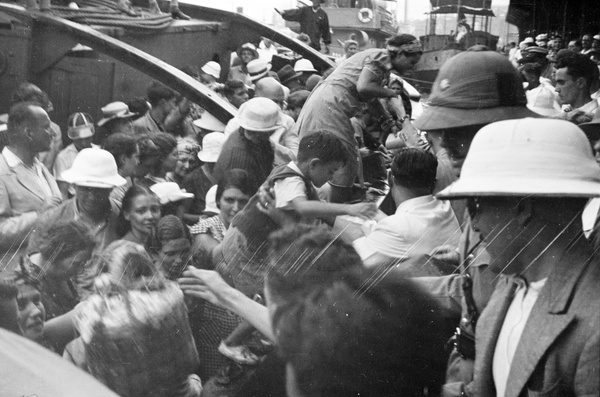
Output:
[118,185,162,250]
[190,169,254,267]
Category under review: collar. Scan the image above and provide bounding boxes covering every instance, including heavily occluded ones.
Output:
[287,161,304,176]
[2,146,25,168]
[395,194,435,214]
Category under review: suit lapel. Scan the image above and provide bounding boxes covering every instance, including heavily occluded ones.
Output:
[472,275,518,397]
[14,163,46,201]
[40,163,60,197]
[504,248,591,397]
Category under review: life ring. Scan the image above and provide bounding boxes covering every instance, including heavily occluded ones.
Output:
[358,8,373,23]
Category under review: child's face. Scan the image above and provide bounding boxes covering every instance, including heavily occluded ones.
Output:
[309,160,344,188]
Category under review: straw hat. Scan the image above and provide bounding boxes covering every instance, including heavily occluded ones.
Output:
[201,61,221,79]
[97,102,136,127]
[414,51,537,131]
[237,97,284,132]
[67,112,95,140]
[236,43,259,60]
[277,64,302,84]
[61,148,126,188]
[254,77,285,102]
[198,132,226,163]
[247,59,271,83]
[437,118,600,199]
[294,59,317,73]
[150,182,194,204]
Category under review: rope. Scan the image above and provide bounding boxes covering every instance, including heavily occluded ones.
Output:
[49,0,174,31]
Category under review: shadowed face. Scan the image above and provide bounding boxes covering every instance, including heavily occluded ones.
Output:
[16,283,45,342]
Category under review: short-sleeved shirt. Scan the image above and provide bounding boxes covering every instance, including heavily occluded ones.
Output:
[273,162,309,209]
[325,48,392,94]
[189,215,226,242]
[353,195,461,273]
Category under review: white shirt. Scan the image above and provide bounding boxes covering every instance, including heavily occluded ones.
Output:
[352,195,461,268]
[493,277,548,397]
[2,146,53,198]
[273,162,309,209]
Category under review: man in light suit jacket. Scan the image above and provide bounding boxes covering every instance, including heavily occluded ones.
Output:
[437,118,599,397]
[0,103,61,274]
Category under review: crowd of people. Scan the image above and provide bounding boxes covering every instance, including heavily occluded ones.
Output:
[0,28,599,397]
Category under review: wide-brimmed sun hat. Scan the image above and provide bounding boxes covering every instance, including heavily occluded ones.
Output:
[237,97,284,132]
[198,132,226,163]
[526,86,560,117]
[247,59,272,83]
[201,61,221,79]
[61,148,126,188]
[97,102,136,127]
[150,182,194,204]
[254,77,285,102]
[437,118,600,199]
[277,64,302,84]
[414,51,537,131]
[67,112,95,140]
[294,59,317,73]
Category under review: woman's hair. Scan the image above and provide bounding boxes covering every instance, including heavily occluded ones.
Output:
[29,220,96,264]
[103,133,138,169]
[116,185,160,238]
[215,168,255,206]
[149,132,177,174]
[94,240,164,291]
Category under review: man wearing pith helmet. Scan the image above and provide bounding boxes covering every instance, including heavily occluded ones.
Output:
[412,49,538,391]
[437,118,600,396]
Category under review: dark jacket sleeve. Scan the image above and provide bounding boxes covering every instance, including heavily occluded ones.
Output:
[320,10,331,44]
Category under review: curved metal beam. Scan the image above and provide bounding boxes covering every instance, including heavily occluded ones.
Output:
[0,4,237,123]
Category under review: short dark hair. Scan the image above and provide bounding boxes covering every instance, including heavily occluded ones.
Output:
[6,102,41,143]
[560,53,599,89]
[391,148,438,190]
[149,132,178,174]
[29,220,96,264]
[297,130,346,165]
[387,34,421,58]
[223,79,246,98]
[275,267,452,396]
[146,81,176,107]
[10,83,52,111]
[216,168,255,205]
[103,133,138,169]
[266,225,363,322]
[117,184,160,238]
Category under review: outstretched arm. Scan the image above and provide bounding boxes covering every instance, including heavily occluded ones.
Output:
[178,267,275,342]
